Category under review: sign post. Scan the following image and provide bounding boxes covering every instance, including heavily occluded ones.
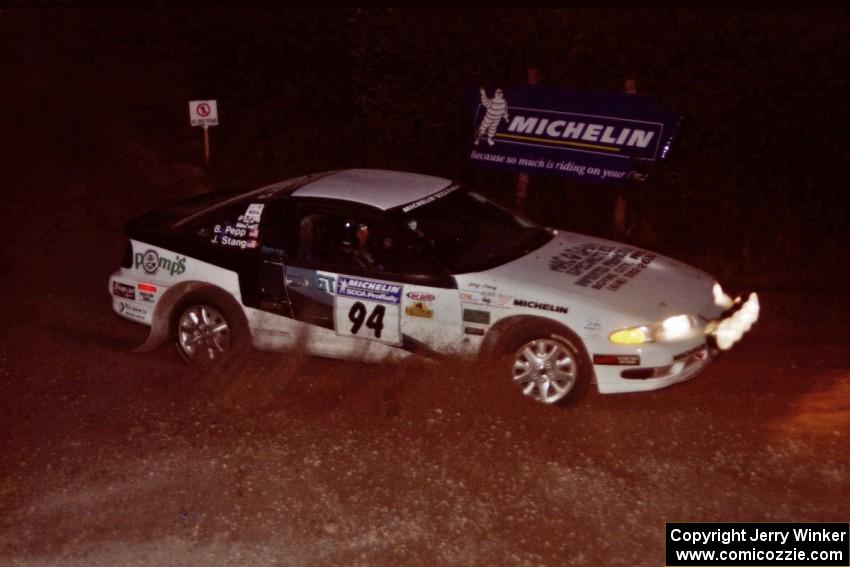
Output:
[188,100,219,166]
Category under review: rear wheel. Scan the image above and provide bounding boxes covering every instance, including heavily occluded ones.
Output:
[173,293,247,364]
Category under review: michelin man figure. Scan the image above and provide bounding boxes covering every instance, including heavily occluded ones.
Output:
[475,87,510,146]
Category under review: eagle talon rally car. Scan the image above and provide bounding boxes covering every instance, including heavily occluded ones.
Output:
[110,169,759,405]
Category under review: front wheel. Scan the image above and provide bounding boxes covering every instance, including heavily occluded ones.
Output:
[498,324,591,405]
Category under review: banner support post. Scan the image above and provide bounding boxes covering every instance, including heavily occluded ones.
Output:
[514,67,540,213]
[613,78,638,237]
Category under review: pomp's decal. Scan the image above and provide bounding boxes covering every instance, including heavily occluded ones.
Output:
[134,249,186,276]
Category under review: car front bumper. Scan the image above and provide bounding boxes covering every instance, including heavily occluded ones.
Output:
[591,292,759,394]
[593,341,716,394]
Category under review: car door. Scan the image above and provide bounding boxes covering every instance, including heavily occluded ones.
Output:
[289,200,464,358]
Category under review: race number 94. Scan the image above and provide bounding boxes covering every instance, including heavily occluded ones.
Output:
[348,301,385,339]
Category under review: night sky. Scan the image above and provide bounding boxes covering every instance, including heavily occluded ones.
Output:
[2,7,848,287]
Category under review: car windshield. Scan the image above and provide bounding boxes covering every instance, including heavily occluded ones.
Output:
[392,186,553,274]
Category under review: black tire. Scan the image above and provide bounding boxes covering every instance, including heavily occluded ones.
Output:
[171,291,248,365]
[495,319,591,406]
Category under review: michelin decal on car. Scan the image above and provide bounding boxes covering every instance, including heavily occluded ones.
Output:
[401,185,458,213]
[337,276,402,305]
[512,299,569,314]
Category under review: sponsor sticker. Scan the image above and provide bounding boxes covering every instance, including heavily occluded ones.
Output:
[241,203,265,227]
[112,281,135,300]
[133,249,187,276]
[404,302,434,319]
[406,291,436,302]
[337,276,402,305]
[548,242,656,292]
[593,354,641,366]
[464,326,485,336]
[512,298,569,314]
[137,282,158,303]
[316,274,336,294]
[401,185,459,213]
[462,308,490,325]
[466,282,497,290]
[117,301,148,322]
[211,223,259,249]
[460,290,513,309]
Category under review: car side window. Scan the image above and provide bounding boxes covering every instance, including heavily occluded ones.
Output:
[296,207,369,271]
[295,203,448,278]
[259,200,297,257]
[182,201,267,252]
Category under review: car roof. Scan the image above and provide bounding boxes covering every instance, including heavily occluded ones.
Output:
[170,169,455,231]
[291,169,455,211]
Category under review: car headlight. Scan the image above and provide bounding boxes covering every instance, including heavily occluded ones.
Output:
[609,326,651,345]
[713,282,734,309]
[609,315,698,345]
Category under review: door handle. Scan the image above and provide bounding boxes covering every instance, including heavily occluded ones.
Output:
[286,276,310,288]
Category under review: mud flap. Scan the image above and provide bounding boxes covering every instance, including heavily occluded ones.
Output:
[133,316,170,353]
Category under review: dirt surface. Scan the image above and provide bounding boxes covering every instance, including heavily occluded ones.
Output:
[1,167,849,566]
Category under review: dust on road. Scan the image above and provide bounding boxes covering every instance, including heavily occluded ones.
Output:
[0,167,848,566]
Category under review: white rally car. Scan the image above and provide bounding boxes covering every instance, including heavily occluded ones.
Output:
[109,169,759,405]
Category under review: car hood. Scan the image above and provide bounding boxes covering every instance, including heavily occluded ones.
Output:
[472,231,721,323]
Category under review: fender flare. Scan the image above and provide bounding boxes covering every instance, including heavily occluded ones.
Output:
[479,314,595,381]
[134,281,249,353]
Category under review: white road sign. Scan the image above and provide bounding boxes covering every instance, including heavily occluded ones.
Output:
[189,100,219,127]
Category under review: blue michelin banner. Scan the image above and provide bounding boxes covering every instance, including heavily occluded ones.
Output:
[468,84,681,182]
